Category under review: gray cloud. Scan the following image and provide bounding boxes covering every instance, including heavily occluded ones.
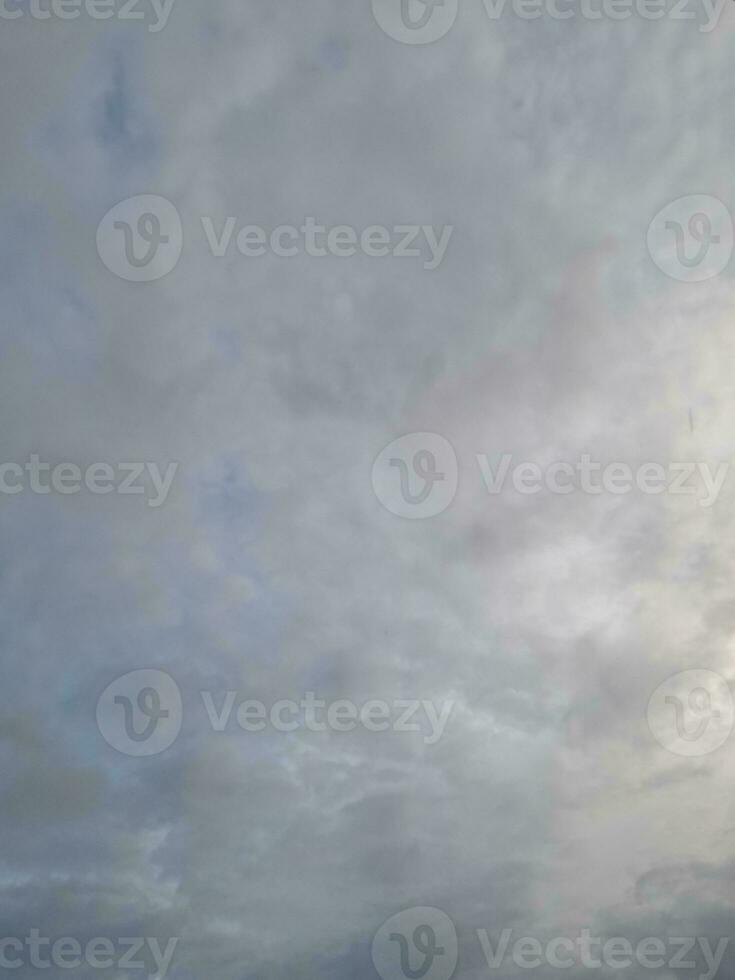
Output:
[1,2,735,979]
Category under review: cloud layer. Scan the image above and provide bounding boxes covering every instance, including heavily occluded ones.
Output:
[2,2,735,978]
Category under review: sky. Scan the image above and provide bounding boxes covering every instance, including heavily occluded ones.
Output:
[2,1,735,979]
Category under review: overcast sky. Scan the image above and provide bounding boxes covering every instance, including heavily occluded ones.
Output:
[2,2,735,979]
